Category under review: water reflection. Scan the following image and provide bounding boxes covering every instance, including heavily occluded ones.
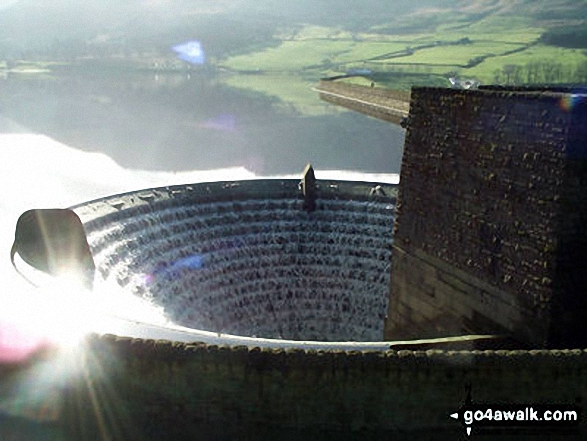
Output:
[198,113,237,132]
[0,72,404,175]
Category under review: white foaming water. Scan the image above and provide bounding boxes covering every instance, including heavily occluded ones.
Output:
[83,194,395,341]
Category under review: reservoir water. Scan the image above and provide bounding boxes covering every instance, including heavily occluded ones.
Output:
[0,71,405,176]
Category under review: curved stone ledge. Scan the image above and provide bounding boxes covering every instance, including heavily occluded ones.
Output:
[59,333,587,440]
[93,334,587,364]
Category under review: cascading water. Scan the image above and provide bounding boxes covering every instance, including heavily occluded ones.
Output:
[73,179,397,342]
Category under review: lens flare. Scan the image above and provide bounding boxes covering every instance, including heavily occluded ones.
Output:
[0,279,132,435]
[145,254,205,284]
[6,254,169,355]
[0,319,49,363]
[559,94,584,112]
[171,40,206,65]
[15,270,95,349]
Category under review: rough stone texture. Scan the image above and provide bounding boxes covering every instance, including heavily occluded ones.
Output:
[57,335,587,440]
[316,80,410,125]
[385,86,587,348]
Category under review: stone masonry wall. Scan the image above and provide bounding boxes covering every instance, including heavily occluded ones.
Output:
[385,87,587,347]
[59,336,587,440]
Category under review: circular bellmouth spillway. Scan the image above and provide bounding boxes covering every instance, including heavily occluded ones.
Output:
[72,179,397,343]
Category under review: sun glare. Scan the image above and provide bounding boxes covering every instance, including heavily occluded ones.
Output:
[18,270,94,349]
[1,260,147,430]
[9,245,173,352]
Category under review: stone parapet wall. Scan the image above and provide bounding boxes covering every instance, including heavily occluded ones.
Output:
[386,86,587,347]
[59,335,587,440]
[316,81,410,125]
[317,80,411,103]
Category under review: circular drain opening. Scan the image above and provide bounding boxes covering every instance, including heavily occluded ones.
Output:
[74,179,397,342]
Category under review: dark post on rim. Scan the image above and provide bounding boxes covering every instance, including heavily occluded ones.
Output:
[385,86,587,349]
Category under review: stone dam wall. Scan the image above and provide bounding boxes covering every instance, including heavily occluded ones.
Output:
[385,86,587,348]
[316,80,410,125]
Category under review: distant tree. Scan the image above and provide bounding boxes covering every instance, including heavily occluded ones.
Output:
[575,60,587,82]
[541,61,564,83]
[492,69,503,84]
[512,64,525,85]
[502,64,517,84]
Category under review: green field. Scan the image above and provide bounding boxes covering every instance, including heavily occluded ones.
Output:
[434,16,543,43]
[467,46,587,82]
[372,41,526,67]
[221,40,412,72]
[221,15,560,77]
[219,11,587,114]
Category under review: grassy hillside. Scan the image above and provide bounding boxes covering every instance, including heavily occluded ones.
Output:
[220,1,587,109]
